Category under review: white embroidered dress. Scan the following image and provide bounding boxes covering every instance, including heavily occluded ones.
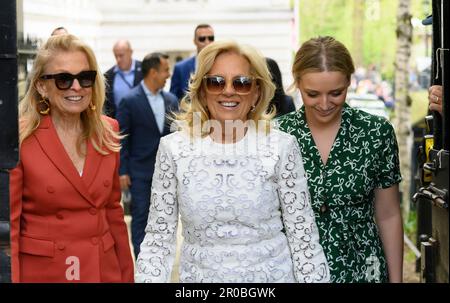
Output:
[135,127,329,283]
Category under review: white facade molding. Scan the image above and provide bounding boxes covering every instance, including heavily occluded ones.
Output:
[22,0,297,99]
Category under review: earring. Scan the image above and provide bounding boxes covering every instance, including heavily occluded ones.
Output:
[250,105,256,112]
[38,97,50,115]
[89,102,96,111]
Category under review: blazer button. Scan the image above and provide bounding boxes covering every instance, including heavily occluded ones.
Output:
[57,243,65,250]
[89,208,97,215]
[47,186,55,193]
[103,180,111,187]
[91,237,99,245]
[320,203,329,214]
[56,212,64,220]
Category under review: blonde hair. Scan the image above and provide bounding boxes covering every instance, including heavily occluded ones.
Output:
[292,36,355,84]
[19,34,121,154]
[174,40,275,136]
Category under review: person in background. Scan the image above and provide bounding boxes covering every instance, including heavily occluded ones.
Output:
[169,23,215,101]
[135,40,329,283]
[116,52,178,259]
[51,26,69,36]
[276,36,403,283]
[22,27,70,93]
[423,14,443,116]
[9,34,134,282]
[104,40,143,118]
[266,57,296,117]
[428,85,443,114]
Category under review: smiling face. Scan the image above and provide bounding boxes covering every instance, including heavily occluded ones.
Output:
[204,51,260,126]
[297,71,349,126]
[153,57,171,90]
[37,50,92,119]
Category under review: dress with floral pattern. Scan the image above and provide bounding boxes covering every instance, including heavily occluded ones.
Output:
[275,104,402,282]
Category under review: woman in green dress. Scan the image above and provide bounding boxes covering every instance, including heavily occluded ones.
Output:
[276,36,403,282]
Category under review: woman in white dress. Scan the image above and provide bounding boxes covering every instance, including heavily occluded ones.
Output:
[135,40,329,283]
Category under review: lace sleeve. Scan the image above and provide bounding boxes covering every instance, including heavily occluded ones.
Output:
[135,138,178,283]
[277,135,330,283]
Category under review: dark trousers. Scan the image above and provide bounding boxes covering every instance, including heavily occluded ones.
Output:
[129,178,151,259]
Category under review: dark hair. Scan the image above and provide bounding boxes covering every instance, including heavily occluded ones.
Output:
[194,24,213,38]
[292,36,355,82]
[266,57,295,117]
[266,57,284,95]
[51,26,68,36]
[141,52,169,77]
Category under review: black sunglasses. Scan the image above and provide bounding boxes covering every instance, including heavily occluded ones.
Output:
[40,70,97,90]
[203,75,256,95]
[198,35,215,43]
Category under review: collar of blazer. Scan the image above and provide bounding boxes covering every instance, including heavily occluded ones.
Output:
[35,115,104,206]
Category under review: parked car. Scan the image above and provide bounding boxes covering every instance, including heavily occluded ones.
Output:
[347,92,390,119]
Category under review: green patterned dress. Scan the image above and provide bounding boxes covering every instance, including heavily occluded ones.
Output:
[276,104,402,282]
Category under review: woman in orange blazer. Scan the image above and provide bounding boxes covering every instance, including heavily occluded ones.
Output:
[9,34,134,282]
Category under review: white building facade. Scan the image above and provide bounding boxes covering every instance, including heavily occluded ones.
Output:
[22,0,300,98]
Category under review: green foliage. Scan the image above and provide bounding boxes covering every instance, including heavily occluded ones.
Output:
[299,0,353,47]
[405,245,417,263]
[410,89,429,125]
[404,209,417,241]
[404,209,418,263]
[363,0,398,80]
[298,0,431,81]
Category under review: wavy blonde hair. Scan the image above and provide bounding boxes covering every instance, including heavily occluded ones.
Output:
[19,34,121,154]
[174,40,275,136]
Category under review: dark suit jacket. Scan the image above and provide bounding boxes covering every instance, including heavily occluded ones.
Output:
[117,84,179,181]
[169,56,196,101]
[9,115,134,282]
[104,60,144,118]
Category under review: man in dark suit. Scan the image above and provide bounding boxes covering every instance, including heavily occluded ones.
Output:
[117,52,178,258]
[170,23,215,101]
[104,40,143,118]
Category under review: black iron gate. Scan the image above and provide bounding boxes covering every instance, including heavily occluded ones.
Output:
[414,0,449,283]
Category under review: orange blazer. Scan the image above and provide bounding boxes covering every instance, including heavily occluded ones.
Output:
[9,115,134,282]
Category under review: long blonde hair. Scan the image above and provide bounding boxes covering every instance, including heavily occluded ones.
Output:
[174,40,275,136]
[19,34,121,154]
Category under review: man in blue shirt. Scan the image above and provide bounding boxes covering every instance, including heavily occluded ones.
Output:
[104,40,143,118]
[170,24,215,101]
[117,53,178,258]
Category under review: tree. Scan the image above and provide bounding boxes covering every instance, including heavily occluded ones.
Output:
[298,0,401,80]
[352,0,365,68]
[393,0,413,217]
